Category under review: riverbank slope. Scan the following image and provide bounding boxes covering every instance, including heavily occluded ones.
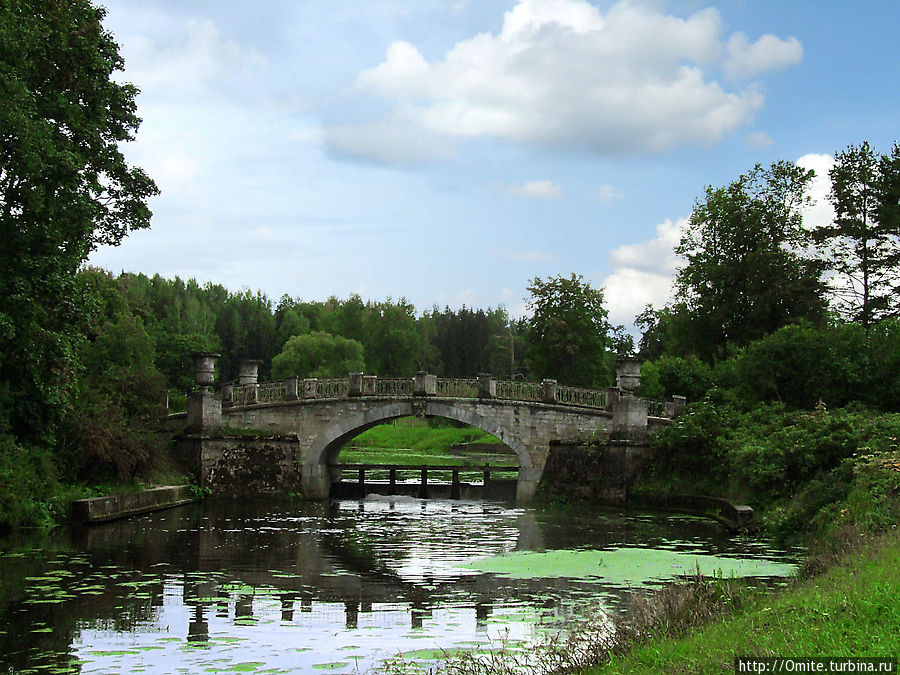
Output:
[586,530,900,673]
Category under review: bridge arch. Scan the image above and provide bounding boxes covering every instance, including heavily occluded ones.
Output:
[303,400,532,470]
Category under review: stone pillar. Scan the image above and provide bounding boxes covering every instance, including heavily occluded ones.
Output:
[301,463,331,499]
[349,372,363,397]
[516,466,543,503]
[542,379,558,403]
[187,391,222,432]
[303,378,318,398]
[414,372,436,396]
[237,359,262,385]
[478,373,495,398]
[284,377,299,401]
[188,353,222,432]
[671,394,687,417]
[611,396,648,442]
[615,357,641,396]
[362,375,377,396]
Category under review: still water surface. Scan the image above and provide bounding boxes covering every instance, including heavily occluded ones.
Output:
[0,497,799,674]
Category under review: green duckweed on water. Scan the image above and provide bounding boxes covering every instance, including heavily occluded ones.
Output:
[458,547,796,585]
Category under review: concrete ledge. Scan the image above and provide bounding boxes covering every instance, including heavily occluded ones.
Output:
[71,485,195,524]
[630,491,757,532]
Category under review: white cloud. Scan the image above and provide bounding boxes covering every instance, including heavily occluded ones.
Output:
[119,19,266,101]
[597,184,624,204]
[505,180,562,199]
[325,116,454,163]
[328,0,800,162]
[745,130,774,148]
[494,248,560,263]
[796,153,835,230]
[724,32,803,79]
[601,217,686,329]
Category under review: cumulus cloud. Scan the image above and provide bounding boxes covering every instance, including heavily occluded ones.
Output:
[600,218,686,329]
[328,0,803,162]
[597,184,624,204]
[796,153,835,230]
[119,18,266,100]
[505,180,562,199]
[724,32,803,79]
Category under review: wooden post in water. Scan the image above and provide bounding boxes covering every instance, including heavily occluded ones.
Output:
[418,467,429,499]
[388,467,397,495]
[483,463,491,488]
[358,467,365,497]
[451,468,461,500]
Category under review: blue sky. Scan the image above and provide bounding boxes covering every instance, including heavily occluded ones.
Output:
[87,0,900,331]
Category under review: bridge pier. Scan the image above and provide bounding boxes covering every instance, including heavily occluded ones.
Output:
[301,464,332,500]
[515,466,544,503]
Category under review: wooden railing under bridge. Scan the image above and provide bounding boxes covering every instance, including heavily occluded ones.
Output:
[329,463,520,500]
[219,373,680,418]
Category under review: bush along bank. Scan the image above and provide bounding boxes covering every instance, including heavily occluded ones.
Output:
[578,400,900,673]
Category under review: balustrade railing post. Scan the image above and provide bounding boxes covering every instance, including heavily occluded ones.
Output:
[478,373,496,398]
[414,372,437,396]
[349,372,363,397]
[304,378,318,398]
[671,394,686,417]
[542,379,558,403]
[284,377,299,401]
[221,382,234,408]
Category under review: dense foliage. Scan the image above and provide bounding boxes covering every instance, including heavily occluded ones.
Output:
[0,0,157,444]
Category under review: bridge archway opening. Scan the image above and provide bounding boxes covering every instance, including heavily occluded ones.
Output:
[334,415,519,470]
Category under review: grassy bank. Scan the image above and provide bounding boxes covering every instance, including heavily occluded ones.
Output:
[340,417,512,466]
[588,530,900,673]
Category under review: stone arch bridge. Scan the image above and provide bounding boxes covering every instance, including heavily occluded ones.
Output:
[173,360,683,503]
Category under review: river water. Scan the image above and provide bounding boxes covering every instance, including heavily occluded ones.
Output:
[0,497,799,674]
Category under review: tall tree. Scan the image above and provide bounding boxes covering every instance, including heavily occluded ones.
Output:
[0,0,157,440]
[675,161,826,361]
[525,274,615,387]
[813,141,900,327]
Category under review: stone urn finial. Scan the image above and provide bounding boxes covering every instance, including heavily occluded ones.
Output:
[237,359,263,385]
[615,357,641,396]
[192,352,220,389]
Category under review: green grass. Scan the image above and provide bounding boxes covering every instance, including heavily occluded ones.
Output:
[339,417,513,466]
[583,531,900,674]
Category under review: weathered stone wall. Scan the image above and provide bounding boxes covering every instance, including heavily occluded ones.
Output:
[71,485,194,523]
[537,440,655,505]
[180,435,303,496]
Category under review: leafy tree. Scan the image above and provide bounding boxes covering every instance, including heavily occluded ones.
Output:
[0,0,157,441]
[638,354,713,402]
[271,332,365,379]
[675,161,827,361]
[635,303,699,360]
[525,274,615,387]
[812,141,900,327]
